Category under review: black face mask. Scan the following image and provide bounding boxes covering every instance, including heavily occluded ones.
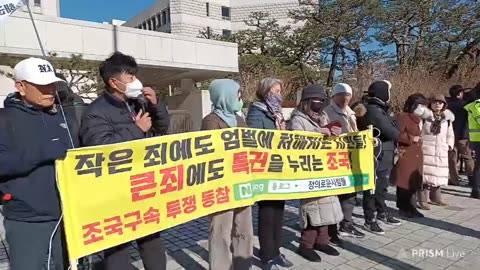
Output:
[310,101,324,112]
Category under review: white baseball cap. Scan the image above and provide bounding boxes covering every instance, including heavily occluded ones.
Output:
[14,57,65,85]
[332,83,353,96]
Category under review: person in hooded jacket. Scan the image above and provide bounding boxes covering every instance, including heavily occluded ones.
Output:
[289,84,344,263]
[415,94,455,209]
[246,78,292,270]
[446,85,473,185]
[201,79,253,270]
[0,58,72,270]
[354,81,401,235]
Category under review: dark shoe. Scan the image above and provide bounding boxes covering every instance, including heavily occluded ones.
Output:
[449,178,460,186]
[364,221,385,235]
[338,224,365,238]
[417,202,431,210]
[411,208,425,218]
[329,234,344,247]
[377,213,402,226]
[314,244,340,256]
[399,209,415,218]
[273,254,293,268]
[262,261,280,270]
[471,190,480,199]
[297,247,322,262]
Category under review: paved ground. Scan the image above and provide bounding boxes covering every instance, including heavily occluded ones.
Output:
[1,179,479,270]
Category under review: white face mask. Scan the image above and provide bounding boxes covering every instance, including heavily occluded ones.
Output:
[122,79,144,99]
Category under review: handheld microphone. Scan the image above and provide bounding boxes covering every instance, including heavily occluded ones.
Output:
[136,94,148,113]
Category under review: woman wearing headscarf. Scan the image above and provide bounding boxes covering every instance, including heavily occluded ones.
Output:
[246,78,291,270]
[201,79,253,270]
[393,93,427,218]
[415,94,455,209]
[289,84,344,262]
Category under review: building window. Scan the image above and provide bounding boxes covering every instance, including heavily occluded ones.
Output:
[34,0,41,6]
[142,22,147,29]
[147,20,152,30]
[162,10,167,25]
[221,6,230,20]
[206,3,210,17]
[157,13,162,26]
[151,16,157,30]
[167,7,171,23]
[222,29,231,36]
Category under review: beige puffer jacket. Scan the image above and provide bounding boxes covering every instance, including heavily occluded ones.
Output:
[288,109,344,228]
[324,102,358,133]
[420,109,455,187]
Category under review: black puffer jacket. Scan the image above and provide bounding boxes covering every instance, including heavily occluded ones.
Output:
[446,96,468,140]
[79,91,170,146]
[354,97,400,170]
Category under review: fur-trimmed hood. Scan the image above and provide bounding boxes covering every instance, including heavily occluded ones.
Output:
[352,102,367,117]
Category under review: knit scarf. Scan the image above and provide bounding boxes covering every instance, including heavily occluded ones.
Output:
[430,112,445,135]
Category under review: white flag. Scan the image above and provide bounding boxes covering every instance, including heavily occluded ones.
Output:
[0,0,24,21]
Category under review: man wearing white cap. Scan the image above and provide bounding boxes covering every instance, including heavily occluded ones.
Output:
[325,83,366,242]
[0,57,70,270]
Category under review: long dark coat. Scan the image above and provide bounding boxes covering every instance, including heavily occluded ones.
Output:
[392,113,423,190]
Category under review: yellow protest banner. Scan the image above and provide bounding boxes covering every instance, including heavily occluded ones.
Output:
[56,128,375,260]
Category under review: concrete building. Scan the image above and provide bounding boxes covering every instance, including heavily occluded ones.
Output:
[20,0,61,17]
[123,0,300,38]
[0,0,239,114]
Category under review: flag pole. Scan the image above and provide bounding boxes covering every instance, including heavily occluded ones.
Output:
[24,4,79,270]
[25,1,46,58]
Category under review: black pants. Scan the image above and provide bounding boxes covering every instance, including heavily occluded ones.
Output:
[5,219,67,270]
[258,200,285,263]
[363,168,390,221]
[339,192,356,227]
[396,187,416,211]
[471,143,480,194]
[104,232,166,270]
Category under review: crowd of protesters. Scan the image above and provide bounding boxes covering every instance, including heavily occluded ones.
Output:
[0,51,479,270]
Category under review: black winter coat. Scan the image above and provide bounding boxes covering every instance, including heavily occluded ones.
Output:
[79,91,170,147]
[354,97,400,170]
[446,96,468,140]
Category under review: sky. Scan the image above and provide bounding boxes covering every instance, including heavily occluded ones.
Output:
[59,0,393,54]
[60,0,157,23]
